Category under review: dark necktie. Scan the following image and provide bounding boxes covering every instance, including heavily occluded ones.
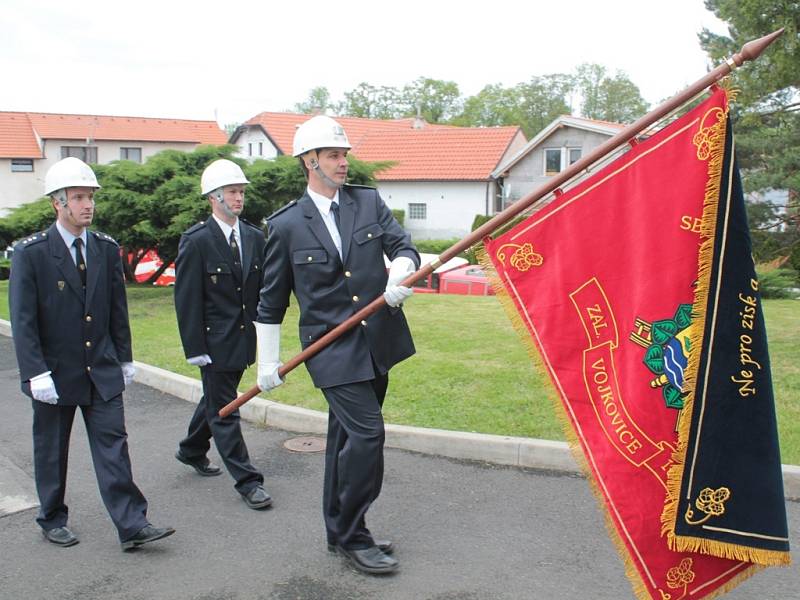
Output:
[73,238,86,288]
[330,201,341,233]
[229,230,241,268]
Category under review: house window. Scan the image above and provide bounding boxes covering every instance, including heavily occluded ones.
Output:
[120,147,142,163]
[544,147,582,176]
[408,203,427,220]
[11,159,34,172]
[61,146,98,163]
[258,142,263,156]
[248,143,253,156]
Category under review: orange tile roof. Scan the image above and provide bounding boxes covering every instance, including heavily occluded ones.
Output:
[0,113,43,158]
[26,112,227,144]
[0,111,226,158]
[354,127,522,180]
[241,112,521,180]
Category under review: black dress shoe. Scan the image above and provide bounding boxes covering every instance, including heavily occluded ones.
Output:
[336,545,399,575]
[328,539,393,554]
[121,525,176,551]
[175,450,221,477]
[241,485,272,510]
[42,526,79,547]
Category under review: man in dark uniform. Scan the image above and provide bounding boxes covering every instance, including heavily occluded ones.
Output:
[255,116,418,574]
[173,159,272,510]
[8,157,175,550]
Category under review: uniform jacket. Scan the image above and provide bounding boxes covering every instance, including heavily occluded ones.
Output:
[9,223,132,405]
[257,185,419,388]
[174,217,266,371]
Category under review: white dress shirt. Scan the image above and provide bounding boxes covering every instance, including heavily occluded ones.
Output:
[211,214,242,263]
[55,221,88,266]
[307,187,342,259]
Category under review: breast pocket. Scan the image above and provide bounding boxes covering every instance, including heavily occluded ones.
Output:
[293,248,328,266]
[352,223,384,246]
[207,262,231,284]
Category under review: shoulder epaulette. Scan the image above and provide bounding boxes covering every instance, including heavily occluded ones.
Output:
[185,220,208,235]
[239,218,263,231]
[267,200,298,221]
[14,230,49,250]
[91,230,119,246]
[344,183,377,191]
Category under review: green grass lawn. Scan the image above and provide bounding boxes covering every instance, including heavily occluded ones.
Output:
[1,281,798,463]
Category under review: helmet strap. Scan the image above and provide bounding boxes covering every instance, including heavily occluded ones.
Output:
[308,150,343,190]
[212,188,239,220]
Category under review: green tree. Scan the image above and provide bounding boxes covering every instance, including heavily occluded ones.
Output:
[294,86,332,114]
[700,0,800,274]
[575,63,648,122]
[452,83,523,129]
[453,76,571,138]
[336,82,402,119]
[400,77,462,123]
[517,74,573,136]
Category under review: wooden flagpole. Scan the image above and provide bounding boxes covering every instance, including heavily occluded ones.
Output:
[220,28,784,418]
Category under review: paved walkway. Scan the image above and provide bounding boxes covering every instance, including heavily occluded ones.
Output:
[0,333,797,599]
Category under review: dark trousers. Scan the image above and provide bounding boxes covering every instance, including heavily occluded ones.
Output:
[321,373,389,550]
[179,368,263,494]
[31,393,149,541]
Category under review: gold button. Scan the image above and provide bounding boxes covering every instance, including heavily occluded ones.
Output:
[85,315,92,322]
[85,341,91,347]
[352,295,359,302]
[344,271,351,277]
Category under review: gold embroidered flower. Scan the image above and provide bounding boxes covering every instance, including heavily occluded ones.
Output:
[666,558,695,589]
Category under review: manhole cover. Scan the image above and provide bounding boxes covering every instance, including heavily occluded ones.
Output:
[283,436,326,453]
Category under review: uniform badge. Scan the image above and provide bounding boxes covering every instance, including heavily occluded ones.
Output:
[210,275,217,284]
[57,281,65,291]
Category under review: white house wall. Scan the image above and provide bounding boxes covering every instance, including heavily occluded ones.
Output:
[379,180,493,240]
[233,128,279,161]
[1,139,202,214]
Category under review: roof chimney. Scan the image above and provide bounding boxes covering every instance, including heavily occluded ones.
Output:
[413,103,425,129]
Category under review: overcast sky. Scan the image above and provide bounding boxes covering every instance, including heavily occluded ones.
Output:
[1,0,730,127]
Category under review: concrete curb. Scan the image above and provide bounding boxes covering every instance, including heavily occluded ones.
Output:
[1,319,797,499]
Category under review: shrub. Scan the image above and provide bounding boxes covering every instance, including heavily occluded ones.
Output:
[756,268,800,299]
[392,209,405,228]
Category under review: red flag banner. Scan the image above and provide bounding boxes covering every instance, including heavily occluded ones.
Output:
[482,88,789,599]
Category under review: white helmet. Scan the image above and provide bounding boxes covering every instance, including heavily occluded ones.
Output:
[292,115,351,157]
[200,159,249,195]
[44,157,101,196]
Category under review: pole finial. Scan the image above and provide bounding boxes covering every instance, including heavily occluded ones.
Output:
[733,28,785,66]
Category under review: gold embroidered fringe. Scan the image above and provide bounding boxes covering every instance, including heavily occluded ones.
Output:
[659,87,791,568]
[477,244,655,600]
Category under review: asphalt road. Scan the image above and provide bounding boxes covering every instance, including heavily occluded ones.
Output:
[0,335,797,600]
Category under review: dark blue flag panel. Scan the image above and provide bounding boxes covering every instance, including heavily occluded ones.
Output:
[664,119,791,566]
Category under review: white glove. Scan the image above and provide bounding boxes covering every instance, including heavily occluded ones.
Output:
[384,256,415,307]
[255,322,284,392]
[30,372,58,404]
[386,256,415,287]
[121,362,136,386]
[187,354,213,367]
